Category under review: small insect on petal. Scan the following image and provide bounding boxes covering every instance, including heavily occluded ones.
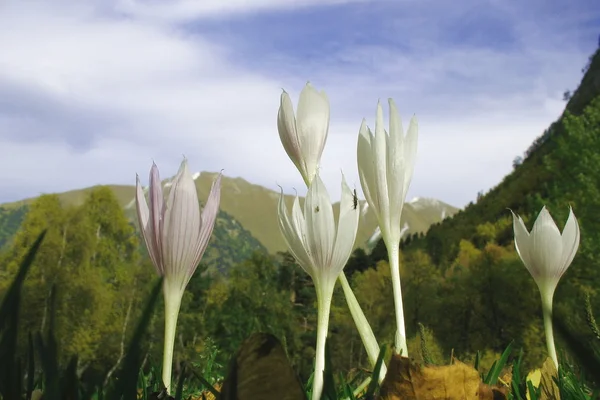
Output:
[352,189,358,210]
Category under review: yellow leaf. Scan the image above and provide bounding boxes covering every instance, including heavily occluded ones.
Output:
[378,355,508,400]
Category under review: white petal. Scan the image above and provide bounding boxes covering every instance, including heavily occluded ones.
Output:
[277,189,313,275]
[291,194,307,250]
[277,90,302,173]
[511,210,532,271]
[373,102,392,242]
[148,163,165,269]
[558,206,580,277]
[295,83,330,184]
[330,175,359,278]
[161,159,202,289]
[136,174,162,275]
[357,120,379,220]
[403,115,419,196]
[386,99,405,238]
[188,173,221,287]
[305,174,335,271]
[529,207,563,282]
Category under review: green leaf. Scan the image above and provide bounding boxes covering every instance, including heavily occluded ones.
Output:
[364,344,387,399]
[484,341,513,385]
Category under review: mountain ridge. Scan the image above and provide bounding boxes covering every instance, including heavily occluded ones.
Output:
[0,173,459,254]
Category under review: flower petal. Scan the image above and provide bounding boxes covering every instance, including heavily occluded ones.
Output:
[386,99,405,239]
[189,172,222,286]
[161,159,202,289]
[529,207,563,283]
[330,174,359,279]
[277,188,313,274]
[305,173,336,272]
[511,210,532,272]
[295,83,330,184]
[136,174,162,275]
[149,163,165,266]
[373,102,391,234]
[403,115,419,196]
[558,206,580,277]
[357,120,379,220]
[277,90,302,172]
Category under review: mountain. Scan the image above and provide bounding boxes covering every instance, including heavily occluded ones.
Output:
[396,46,600,270]
[0,174,458,256]
[0,195,266,274]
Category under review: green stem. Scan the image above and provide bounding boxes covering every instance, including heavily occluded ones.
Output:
[162,285,183,394]
[388,244,408,356]
[540,289,558,370]
[312,285,332,400]
[338,272,387,382]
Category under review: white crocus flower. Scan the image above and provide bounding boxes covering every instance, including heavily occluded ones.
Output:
[278,173,359,400]
[277,82,330,187]
[357,99,418,356]
[512,206,580,369]
[135,159,221,394]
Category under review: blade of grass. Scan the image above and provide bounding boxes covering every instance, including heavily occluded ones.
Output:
[484,341,513,385]
[59,356,79,400]
[27,332,35,400]
[186,364,220,398]
[321,341,337,400]
[0,231,46,400]
[105,277,163,399]
[36,285,59,400]
[554,317,600,383]
[0,230,47,326]
[364,344,387,399]
[174,364,186,400]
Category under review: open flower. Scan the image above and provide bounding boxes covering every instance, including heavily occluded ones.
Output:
[136,159,221,394]
[357,99,418,356]
[278,173,359,400]
[277,82,330,186]
[512,206,580,369]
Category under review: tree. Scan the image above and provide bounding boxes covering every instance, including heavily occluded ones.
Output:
[512,156,523,169]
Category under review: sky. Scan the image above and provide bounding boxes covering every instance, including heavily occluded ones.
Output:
[0,0,598,208]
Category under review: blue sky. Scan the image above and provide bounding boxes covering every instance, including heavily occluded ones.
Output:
[0,0,598,208]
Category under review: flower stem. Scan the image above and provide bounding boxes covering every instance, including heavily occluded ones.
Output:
[338,272,387,382]
[162,286,183,394]
[388,244,408,356]
[540,289,559,370]
[312,286,332,400]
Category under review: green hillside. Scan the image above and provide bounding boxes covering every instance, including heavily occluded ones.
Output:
[396,47,600,270]
[0,196,265,275]
[0,205,27,249]
[2,176,458,255]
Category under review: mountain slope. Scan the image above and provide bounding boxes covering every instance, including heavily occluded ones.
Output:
[398,46,600,268]
[0,198,266,275]
[2,173,458,254]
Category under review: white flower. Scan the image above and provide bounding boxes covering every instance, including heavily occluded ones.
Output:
[135,159,221,393]
[278,173,358,294]
[511,205,580,370]
[512,206,580,297]
[357,98,418,356]
[278,172,358,400]
[277,82,330,186]
[357,99,418,248]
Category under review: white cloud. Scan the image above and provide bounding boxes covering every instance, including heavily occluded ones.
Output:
[113,0,370,22]
[0,0,597,209]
